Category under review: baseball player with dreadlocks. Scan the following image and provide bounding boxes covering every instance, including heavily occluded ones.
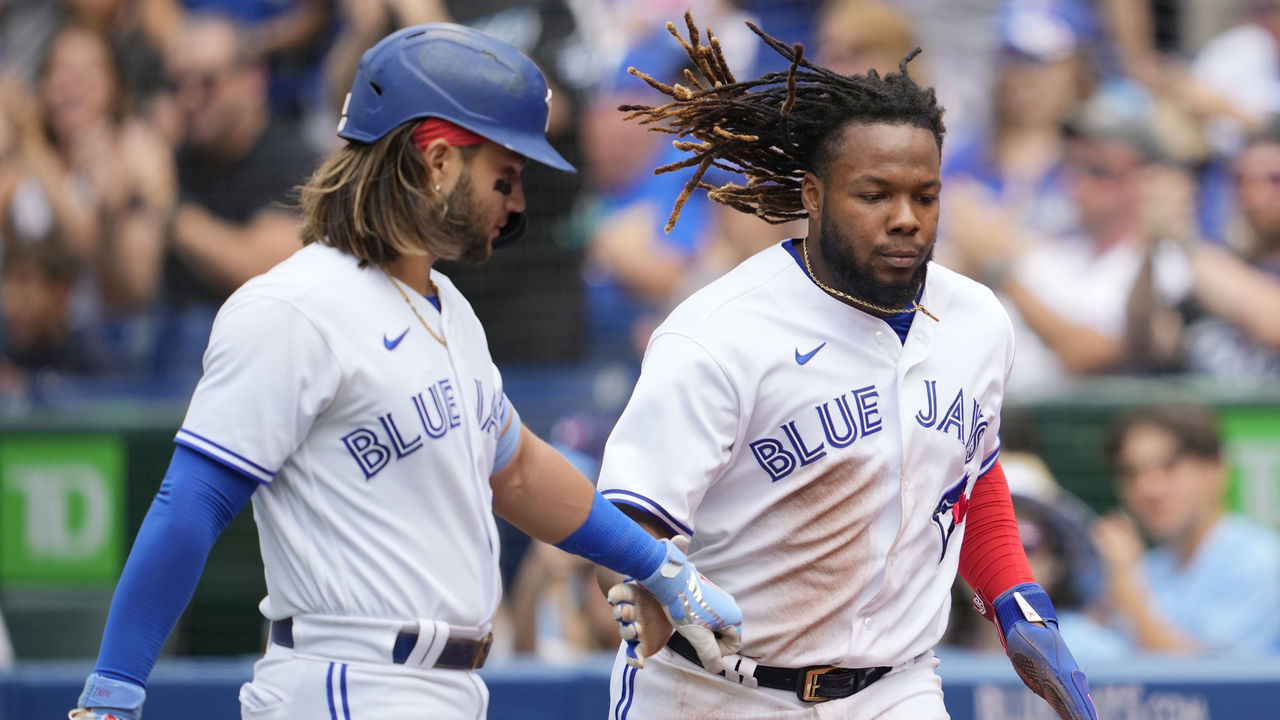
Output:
[598,14,1098,720]
[67,24,741,720]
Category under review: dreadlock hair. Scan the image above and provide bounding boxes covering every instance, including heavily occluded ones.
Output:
[622,11,946,232]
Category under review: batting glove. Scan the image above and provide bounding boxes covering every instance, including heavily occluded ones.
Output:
[68,673,146,720]
[992,583,1098,720]
[632,536,743,673]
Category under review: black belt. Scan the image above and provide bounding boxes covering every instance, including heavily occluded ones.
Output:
[270,619,493,670]
[667,633,891,703]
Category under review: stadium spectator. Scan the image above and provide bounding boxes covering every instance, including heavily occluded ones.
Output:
[1224,121,1280,275]
[508,539,620,660]
[0,23,174,372]
[1189,0,1280,155]
[63,0,172,113]
[0,238,121,402]
[1093,404,1280,655]
[940,0,1099,274]
[815,0,918,78]
[1124,121,1280,378]
[141,0,334,124]
[950,91,1173,391]
[139,13,316,382]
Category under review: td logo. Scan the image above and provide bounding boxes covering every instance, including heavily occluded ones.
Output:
[0,436,123,585]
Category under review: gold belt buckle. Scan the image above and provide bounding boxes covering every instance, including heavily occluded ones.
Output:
[470,632,495,670]
[801,666,836,703]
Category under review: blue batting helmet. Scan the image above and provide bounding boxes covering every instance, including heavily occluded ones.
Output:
[337,23,575,173]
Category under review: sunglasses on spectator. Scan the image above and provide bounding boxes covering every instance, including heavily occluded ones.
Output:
[165,69,235,96]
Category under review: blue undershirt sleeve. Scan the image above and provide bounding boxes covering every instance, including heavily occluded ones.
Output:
[555,492,667,579]
[93,445,258,687]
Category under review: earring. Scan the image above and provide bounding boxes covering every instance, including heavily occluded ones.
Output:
[434,184,442,192]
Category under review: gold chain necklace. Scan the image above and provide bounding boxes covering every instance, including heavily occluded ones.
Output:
[800,238,939,322]
[383,268,447,347]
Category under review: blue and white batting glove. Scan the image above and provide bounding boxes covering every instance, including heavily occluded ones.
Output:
[632,536,743,673]
[68,673,146,720]
[992,583,1098,720]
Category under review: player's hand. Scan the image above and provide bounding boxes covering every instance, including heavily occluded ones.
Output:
[608,579,674,668]
[632,536,743,673]
[992,583,1098,720]
[68,673,146,720]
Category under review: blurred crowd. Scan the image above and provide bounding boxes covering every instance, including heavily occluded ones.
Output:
[0,0,1278,664]
[0,0,1278,411]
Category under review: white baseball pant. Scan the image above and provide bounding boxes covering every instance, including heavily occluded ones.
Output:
[606,644,949,720]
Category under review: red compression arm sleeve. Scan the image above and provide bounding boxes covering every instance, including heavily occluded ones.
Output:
[958,460,1035,623]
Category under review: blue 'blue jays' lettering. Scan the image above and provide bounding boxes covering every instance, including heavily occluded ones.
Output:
[915,380,938,427]
[475,379,506,436]
[749,385,883,481]
[816,395,858,448]
[379,413,422,458]
[343,377,483,480]
[342,429,389,479]
[916,379,989,462]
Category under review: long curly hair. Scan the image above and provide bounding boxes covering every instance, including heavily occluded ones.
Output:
[622,11,946,232]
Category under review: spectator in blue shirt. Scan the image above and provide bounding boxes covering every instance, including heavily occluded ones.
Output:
[1093,404,1280,655]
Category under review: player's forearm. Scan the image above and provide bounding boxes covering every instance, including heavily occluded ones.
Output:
[490,427,597,543]
[593,507,670,597]
[958,461,1036,613]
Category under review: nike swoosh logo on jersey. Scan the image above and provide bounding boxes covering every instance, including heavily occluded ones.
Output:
[384,328,410,350]
[795,342,826,365]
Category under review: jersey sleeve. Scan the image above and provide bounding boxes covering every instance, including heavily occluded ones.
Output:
[981,296,1018,474]
[597,331,740,536]
[491,394,520,475]
[176,294,342,482]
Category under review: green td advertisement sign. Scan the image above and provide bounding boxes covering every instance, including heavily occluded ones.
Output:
[1222,406,1280,530]
[0,434,124,586]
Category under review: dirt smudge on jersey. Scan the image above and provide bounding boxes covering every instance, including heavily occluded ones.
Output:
[730,458,881,662]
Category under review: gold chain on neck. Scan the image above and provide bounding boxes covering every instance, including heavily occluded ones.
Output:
[383,268,448,347]
[800,238,939,322]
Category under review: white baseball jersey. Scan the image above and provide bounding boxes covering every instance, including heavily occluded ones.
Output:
[598,240,1012,670]
[177,242,516,630]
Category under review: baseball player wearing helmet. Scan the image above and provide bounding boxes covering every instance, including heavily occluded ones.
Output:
[595,14,1098,720]
[69,23,741,720]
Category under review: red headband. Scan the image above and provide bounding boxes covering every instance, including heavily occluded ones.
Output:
[412,118,487,151]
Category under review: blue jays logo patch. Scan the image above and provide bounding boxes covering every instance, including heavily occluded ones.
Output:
[931,474,970,562]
